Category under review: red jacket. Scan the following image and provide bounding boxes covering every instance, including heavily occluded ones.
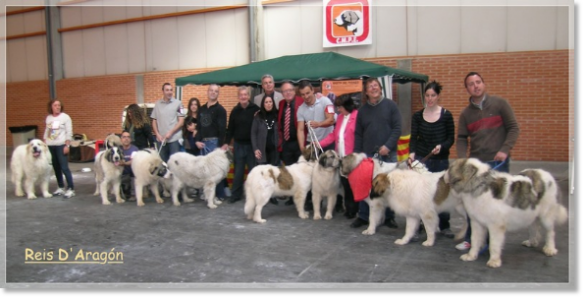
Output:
[319,109,358,155]
[277,96,304,152]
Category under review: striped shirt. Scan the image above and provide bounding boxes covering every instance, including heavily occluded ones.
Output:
[410,108,454,160]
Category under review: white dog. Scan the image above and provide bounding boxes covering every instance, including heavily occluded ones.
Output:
[340,153,400,231]
[244,149,316,223]
[444,158,568,268]
[10,139,53,199]
[334,9,364,36]
[311,150,343,220]
[167,148,232,208]
[131,149,171,207]
[93,146,124,205]
[369,169,467,246]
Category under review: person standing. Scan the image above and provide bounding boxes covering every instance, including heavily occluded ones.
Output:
[408,80,455,238]
[351,78,401,229]
[225,87,259,204]
[455,72,520,250]
[253,74,284,108]
[44,99,75,198]
[252,96,280,166]
[123,103,155,150]
[150,83,185,162]
[196,84,228,200]
[296,80,335,151]
[318,94,359,218]
[183,97,201,156]
[119,130,139,200]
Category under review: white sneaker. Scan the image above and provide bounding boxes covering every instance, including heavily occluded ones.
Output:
[53,188,65,196]
[455,241,471,251]
[63,189,75,198]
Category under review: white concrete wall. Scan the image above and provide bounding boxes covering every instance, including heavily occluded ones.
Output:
[5,0,573,82]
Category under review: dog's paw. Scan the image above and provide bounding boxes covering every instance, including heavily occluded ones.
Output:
[155,198,164,204]
[299,212,309,219]
[102,201,112,206]
[324,214,333,220]
[460,253,477,262]
[394,238,408,245]
[43,193,53,198]
[27,194,37,200]
[362,229,375,236]
[137,201,145,207]
[213,198,223,205]
[486,258,502,268]
[183,198,194,203]
[313,214,322,220]
[254,218,267,224]
[116,198,125,204]
[15,190,25,197]
[173,202,181,207]
[162,191,171,197]
[543,246,558,256]
[522,240,538,248]
[422,240,434,247]
[93,192,100,196]
[208,204,218,209]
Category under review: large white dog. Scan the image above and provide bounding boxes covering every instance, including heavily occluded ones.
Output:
[444,158,568,268]
[340,152,399,231]
[10,139,53,199]
[93,146,124,205]
[167,148,232,208]
[244,149,316,223]
[131,149,171,207]
[311,150,343,220]
[369,169,467,246]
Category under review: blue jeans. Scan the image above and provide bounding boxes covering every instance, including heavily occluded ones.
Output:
[357,152,397,222]
[232,142,256,200]
[49,145,74,190]
[199,138,227,198]
[157,140,181,163]
[464,157,510,242]
[416,156,450,230]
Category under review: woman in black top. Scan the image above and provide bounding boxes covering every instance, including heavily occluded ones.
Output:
[123,104,155,149]
[183,97,201,156]
[251,96,279,166]
[408,80,455,237]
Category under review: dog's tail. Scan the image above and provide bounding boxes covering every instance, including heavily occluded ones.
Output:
[554,204,568,225]
[244,182,255,217]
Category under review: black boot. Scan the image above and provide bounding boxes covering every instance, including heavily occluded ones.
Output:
[384,218,398,228]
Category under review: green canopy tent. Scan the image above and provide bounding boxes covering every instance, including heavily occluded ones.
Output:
[175,52,428,88]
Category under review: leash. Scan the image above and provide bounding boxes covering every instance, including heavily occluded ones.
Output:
[201,145,212,155]
[490,160,506,170]
[157,138,167,155]
[407,151,434,170]
[305,121,323,159]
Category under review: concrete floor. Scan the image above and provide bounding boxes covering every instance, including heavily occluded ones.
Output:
[1,150,575,288]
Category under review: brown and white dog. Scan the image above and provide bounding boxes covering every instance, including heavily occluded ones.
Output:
[444,158,568,268]
[10,139,53,199]
[370,169,467,246]
[311,150,343,220]
[244,148,317,223]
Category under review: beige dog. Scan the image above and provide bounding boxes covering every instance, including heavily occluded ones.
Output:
[311,150,343,220]
[10,139,53,199]
[131,149,171,207]
[444,158,568,268]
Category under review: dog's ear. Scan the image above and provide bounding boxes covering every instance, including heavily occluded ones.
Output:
[149,164,158,175]
[345,11,360,23]
[318,152,327,167]
[104,149,113,162]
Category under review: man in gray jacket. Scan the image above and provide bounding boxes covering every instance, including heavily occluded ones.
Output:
[253,74,284,107]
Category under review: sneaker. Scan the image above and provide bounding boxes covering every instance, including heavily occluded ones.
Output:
[441,228,455,239]
[455,241,471,251]
[63,189,75,198]
[53,188,65,196]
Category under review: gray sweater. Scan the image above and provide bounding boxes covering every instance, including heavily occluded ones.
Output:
[354,97,402,158]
